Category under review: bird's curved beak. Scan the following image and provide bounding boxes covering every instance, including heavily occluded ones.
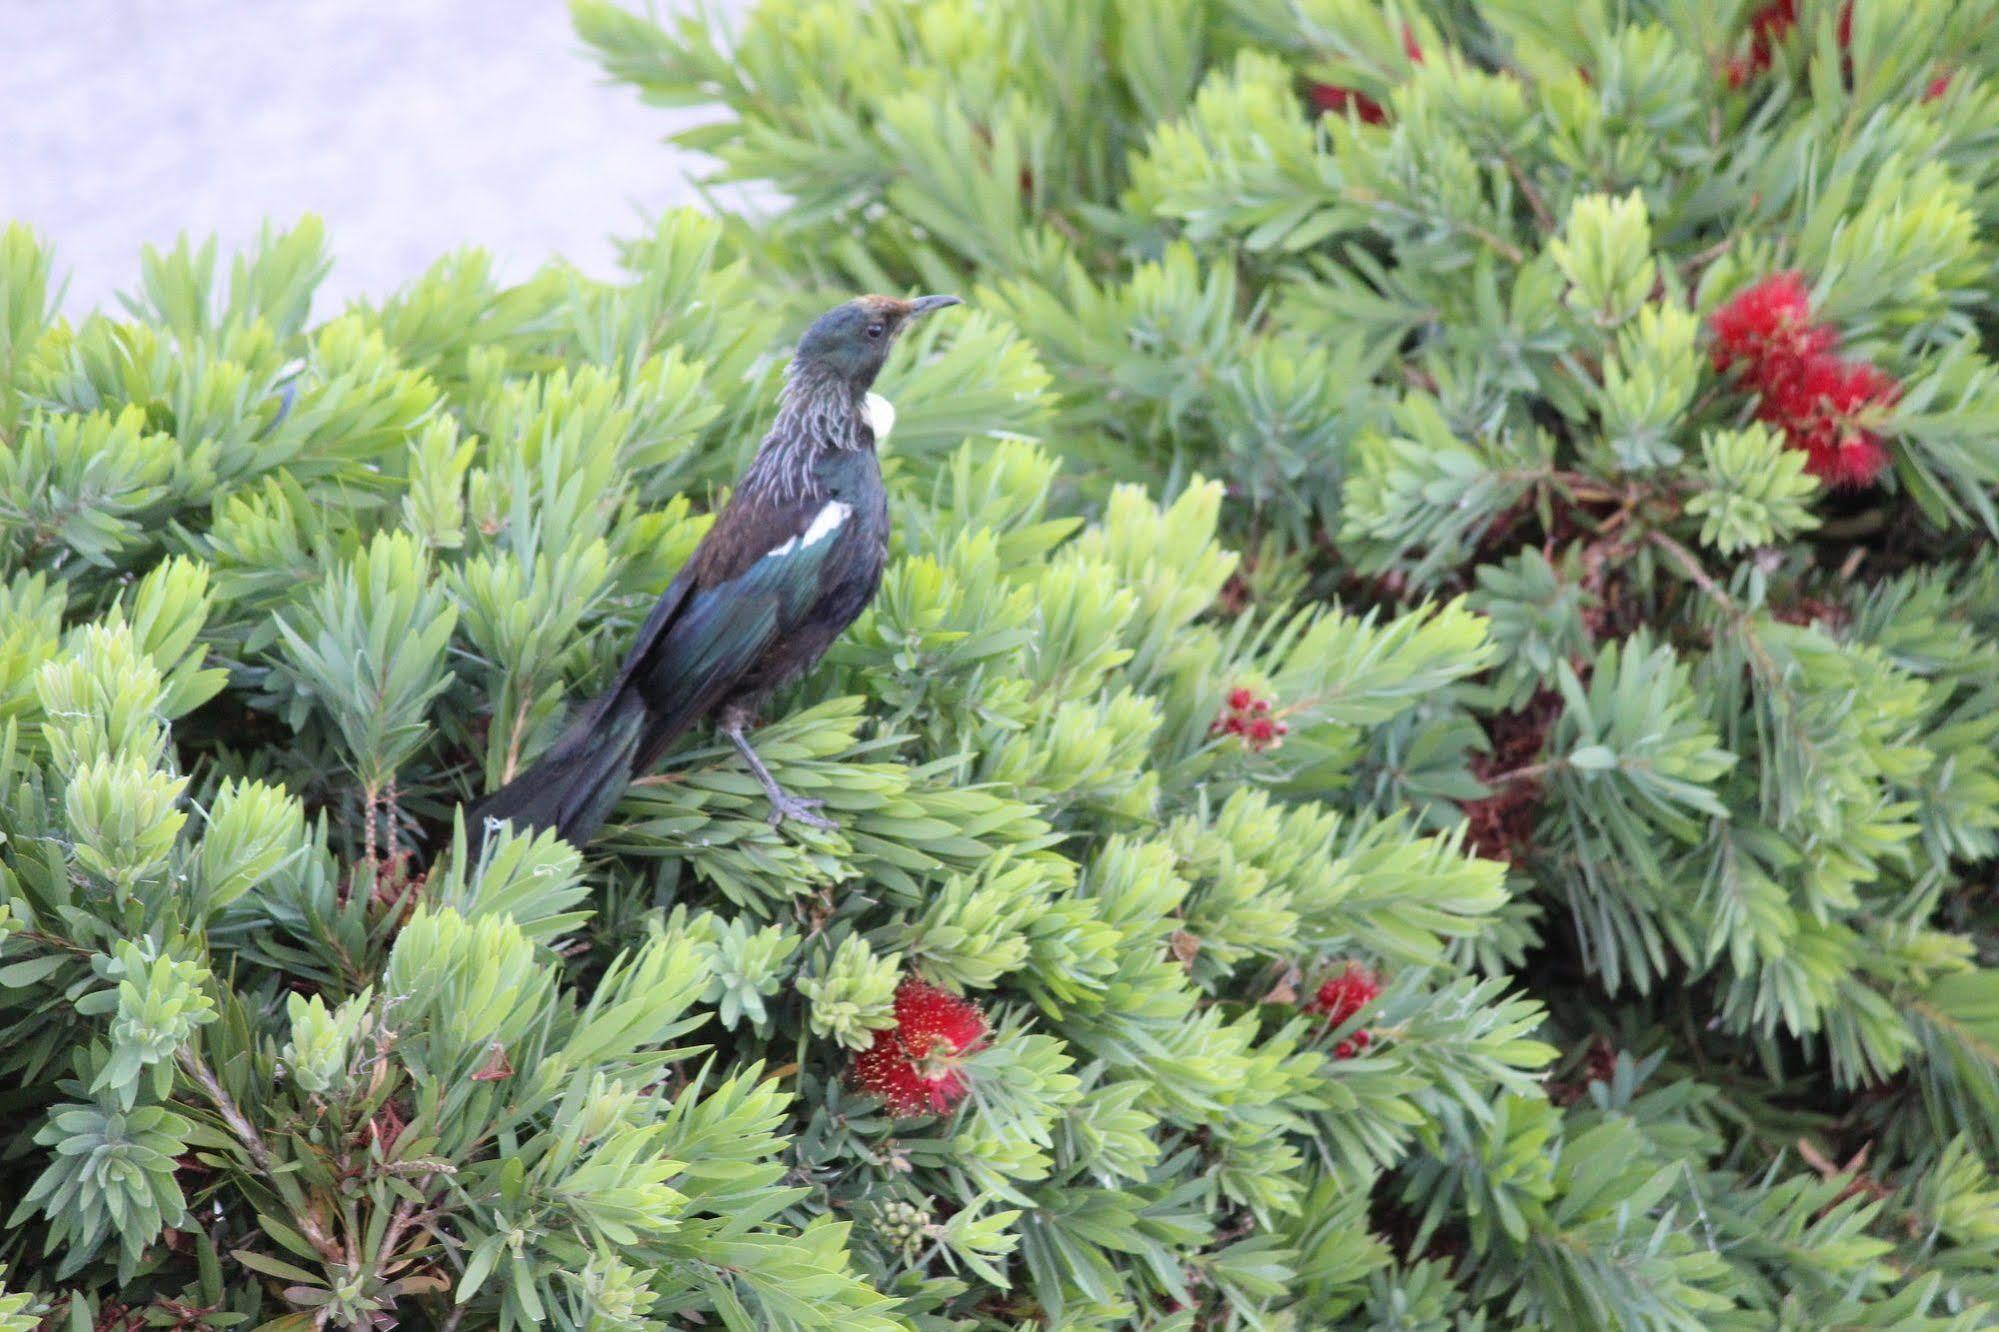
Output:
[908,294,963,316]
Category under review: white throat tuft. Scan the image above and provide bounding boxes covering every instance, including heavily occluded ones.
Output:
[863,392,896,444]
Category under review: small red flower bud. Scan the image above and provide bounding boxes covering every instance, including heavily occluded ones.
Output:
[1228,687,1255,711]
[1727,1,1851,87]
[1723,0,1828,87]
[1307,83,1387,125]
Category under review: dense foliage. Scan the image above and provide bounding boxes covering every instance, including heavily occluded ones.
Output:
[563,0,1999,1326]
[3,0,1999,1327]
[0,203,1531,1327]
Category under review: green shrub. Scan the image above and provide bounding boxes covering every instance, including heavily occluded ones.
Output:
[2,1,1999,1328]
[0,204,1532,1326]
[564,0,1999,1324]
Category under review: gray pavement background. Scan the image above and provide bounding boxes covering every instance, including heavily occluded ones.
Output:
[0,0,726,317]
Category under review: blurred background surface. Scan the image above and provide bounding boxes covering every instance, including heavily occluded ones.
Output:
[0,0,721,315]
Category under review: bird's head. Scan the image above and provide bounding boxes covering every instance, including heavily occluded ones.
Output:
[793,294,963,390]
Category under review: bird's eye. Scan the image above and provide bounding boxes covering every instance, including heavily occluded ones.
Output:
[865,322,886,339]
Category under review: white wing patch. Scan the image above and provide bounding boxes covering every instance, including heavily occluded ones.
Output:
[765,500,852,560]
[863,392,896,444]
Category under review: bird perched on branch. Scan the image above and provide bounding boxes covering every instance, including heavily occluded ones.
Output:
[466,293,963,855]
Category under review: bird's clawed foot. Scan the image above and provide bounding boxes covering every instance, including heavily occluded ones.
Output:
[722,717,838,832]
[767,792,836,830]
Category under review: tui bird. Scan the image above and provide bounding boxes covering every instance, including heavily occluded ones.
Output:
[465,292,963,855]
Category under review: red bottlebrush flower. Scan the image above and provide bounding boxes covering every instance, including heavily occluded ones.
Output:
[1308,28,1418,124]
[1756,351,1886,423]
[1214,687,1286,751]
[1752,0,1801,43]
[1757,353,1899,487]
[1709,272,1835,380]
[1307,963,1381,1060]
[1306,963,1381,1024]
[1308,82,1387,125]
[1925,71,1953,101]
[850,979,989,1118]
[1731,0,1798,84]
[1729,0,1855,86]
[1709,271,1899,489]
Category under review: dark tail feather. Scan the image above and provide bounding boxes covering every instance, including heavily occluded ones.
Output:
[464,691,648,860]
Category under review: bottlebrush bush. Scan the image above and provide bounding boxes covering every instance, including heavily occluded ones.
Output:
[569,0,1999,1325]
[0,208,1537,1330]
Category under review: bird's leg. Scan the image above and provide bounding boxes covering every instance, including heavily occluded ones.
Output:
[719,712,835,830]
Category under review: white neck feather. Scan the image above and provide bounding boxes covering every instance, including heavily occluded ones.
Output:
[863,392,896,444]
